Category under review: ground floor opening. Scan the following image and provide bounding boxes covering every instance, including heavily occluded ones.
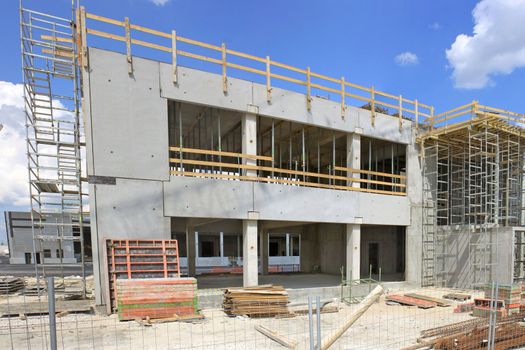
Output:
[170,217,406,288]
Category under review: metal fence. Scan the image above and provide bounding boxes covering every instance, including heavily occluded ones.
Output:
[1,277,524,349]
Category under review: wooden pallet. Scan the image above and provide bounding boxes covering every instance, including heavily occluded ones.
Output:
[106,239,181,311]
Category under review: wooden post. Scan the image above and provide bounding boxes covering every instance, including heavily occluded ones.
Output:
[398,95,403,131]
[430,106,434,130]
[222,43,227,94]
[370,86,376,127]
[79,7,88,69]
[266,56,271,103]
[320,285,383,350]
[171,30,177,84]
[414,99,419,131]
[306,67,312,111]
[341,76,346,119]
[124,17,132,74]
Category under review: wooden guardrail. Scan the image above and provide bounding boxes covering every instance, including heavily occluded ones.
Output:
[75,7,433,128]
[419,101,525,140]
[169,147,406,196]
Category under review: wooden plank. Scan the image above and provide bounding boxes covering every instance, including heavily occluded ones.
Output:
[169,147,272,161]
[404,293,451,307]
[255,325,297,349]
[386,294,437,309]
[171,170,406,196]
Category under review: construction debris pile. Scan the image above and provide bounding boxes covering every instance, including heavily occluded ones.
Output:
[223,285,289,317]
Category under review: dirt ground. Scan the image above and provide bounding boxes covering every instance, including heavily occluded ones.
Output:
[0,285,484,350]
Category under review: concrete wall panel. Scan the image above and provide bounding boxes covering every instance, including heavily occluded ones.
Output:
[163,176,254,219]
[88,48,169,180]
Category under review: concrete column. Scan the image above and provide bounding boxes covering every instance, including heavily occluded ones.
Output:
[220,232,224,258]
[243,220,258,286]
[286,234,290,256]
[242,113,257,176]
[186,224,196,276]
[262,230,269,275]
[347,131,361,188]
[346,224,361,281]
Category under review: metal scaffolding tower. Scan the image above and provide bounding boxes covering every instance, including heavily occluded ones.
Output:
[20,5,87,296]
[421,119,525,288]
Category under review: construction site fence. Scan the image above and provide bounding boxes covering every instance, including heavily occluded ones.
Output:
[1,277,524,350]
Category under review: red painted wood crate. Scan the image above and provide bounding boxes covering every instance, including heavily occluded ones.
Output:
[116,277,198,321]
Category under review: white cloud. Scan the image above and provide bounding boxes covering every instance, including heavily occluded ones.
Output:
[429,22,441,30]
[149,0,170,5]
[395,52,419,66]
[0,81,29,208]
[446,0,525,89]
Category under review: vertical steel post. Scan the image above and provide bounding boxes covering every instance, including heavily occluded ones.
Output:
[316,296,321,350]
[47,277,57,350]
[308,297,314,350]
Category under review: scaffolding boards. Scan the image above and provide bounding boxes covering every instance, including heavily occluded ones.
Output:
[421,122,524,288]
[20,6,87,296]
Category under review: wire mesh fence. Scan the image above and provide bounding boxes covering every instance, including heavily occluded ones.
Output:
[0,277,524,349]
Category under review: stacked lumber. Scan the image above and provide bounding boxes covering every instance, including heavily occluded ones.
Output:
[0,277,24,295]
[223,285,289,317]
[116,277,197,321]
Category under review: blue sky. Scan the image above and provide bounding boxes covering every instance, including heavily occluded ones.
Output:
[1,0,525,243]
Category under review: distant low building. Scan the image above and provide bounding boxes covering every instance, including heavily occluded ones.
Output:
[3,211,91,264]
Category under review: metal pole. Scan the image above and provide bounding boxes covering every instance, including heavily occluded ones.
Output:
[308,296,314,350]
[316,296,321,350]
[47,277,57,350]
[487,281,494,349]
[491,282,499,350]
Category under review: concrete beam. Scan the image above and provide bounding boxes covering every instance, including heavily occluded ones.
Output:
[243,219,258,286]
[346,224,361,281]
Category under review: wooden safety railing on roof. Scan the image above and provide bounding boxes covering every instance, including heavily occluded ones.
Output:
[169,147,406,196]
[419,101,525,140]
[74,7,433,129]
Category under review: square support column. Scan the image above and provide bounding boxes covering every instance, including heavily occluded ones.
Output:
[242,113,257,177]
[346,224,361,281]
[243,219,258,287]
[186,224,196,276]
[261,229,269,275]
[347,131,361,188]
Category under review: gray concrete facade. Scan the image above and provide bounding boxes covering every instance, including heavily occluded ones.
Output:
[82,48,431,306]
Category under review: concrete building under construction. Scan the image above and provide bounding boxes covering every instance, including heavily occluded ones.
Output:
[18,4,525,309]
